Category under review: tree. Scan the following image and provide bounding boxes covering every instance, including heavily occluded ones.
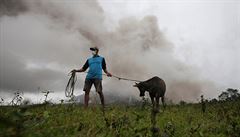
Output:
[218,91,229,101]
[218,88,240,101]
[227,88,240,100]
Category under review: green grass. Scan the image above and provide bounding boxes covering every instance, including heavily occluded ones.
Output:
[1,100,240,137]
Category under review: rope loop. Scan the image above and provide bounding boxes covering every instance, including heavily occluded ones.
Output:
[65,71,77,97]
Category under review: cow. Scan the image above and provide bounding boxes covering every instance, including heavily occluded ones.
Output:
[133,76,166,112]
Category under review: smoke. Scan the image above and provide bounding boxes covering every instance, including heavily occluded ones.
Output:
[0,0,215,102]
[0,0,28,17]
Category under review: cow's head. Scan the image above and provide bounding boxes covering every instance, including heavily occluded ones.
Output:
[133,82,145,97]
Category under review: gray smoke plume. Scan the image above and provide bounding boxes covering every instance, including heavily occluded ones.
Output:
[0,0,215,103]
[0,0,28,17]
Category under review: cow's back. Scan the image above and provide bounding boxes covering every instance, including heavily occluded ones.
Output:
[146,76,166,97]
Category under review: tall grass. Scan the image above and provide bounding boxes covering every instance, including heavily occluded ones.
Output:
[0,100,240,137]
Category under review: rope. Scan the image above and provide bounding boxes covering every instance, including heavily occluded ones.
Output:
[111,74,142,82]
[65,72,77,97]
[65,71,142,98]
[83,72,143,82]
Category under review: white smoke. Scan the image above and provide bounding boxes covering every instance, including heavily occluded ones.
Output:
[0,0,217,103]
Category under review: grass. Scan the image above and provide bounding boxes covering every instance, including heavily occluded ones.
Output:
[1,100,240,137]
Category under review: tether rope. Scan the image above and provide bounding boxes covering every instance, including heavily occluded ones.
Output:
[83,72,143,83]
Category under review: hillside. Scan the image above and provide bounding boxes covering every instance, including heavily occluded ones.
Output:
[0,100,240,137]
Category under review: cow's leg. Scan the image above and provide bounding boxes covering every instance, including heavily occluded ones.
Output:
[150,94,155,111]
[156,96,160,113]
[150,96,157,127]
[161,96,166,109]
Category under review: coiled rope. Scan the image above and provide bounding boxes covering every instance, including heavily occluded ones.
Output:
[65,72,77,98]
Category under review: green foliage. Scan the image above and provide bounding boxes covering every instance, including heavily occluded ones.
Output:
[0,100,240,137]
[218,88,240,101]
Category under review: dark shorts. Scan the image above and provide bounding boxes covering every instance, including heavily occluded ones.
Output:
[83,79,102,93]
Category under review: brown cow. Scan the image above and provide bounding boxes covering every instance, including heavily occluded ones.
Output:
[134,76,166,112]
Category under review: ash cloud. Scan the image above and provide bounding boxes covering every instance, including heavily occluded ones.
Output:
[0,0,215,102]
[0,0,28,17]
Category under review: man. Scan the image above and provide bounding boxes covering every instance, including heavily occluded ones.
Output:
[72,47,112,108]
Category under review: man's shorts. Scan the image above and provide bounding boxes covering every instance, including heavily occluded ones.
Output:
[83,79,102,93]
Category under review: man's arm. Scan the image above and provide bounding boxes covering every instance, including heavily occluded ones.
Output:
[102,58,112,77]
[72,60,88,73]
[103,69,112,77]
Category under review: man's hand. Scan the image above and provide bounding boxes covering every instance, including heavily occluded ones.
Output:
[71,69,77,73]
[71,68,85,73]
[106,72,112,77]
[103,69,112,77]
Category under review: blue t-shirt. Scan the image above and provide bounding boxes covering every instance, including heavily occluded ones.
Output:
[82,55,106,80]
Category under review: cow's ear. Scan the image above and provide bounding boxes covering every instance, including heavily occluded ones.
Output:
[133,82,138,87]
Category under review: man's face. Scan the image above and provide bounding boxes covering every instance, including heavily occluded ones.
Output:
[92,50,97,56]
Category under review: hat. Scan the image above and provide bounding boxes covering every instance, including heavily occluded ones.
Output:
[90,47,99,51]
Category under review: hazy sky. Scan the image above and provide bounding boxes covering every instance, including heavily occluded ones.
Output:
[101,0,240,95]
[0,0,239,103]
[100,0,240,87]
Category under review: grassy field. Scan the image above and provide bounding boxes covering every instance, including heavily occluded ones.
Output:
[1,100,240,137]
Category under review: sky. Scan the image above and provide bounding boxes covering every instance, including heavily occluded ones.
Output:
[99,0,240,87]
[0,0,239,104]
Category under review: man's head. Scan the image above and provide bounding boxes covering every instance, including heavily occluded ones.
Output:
[90,47,99,56]
[133,82,146,97]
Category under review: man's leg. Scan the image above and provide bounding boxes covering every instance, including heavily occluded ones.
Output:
[84,90,90,108]
[93,79,105,108]
[98,91,105,107]
[83,79,92,108]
